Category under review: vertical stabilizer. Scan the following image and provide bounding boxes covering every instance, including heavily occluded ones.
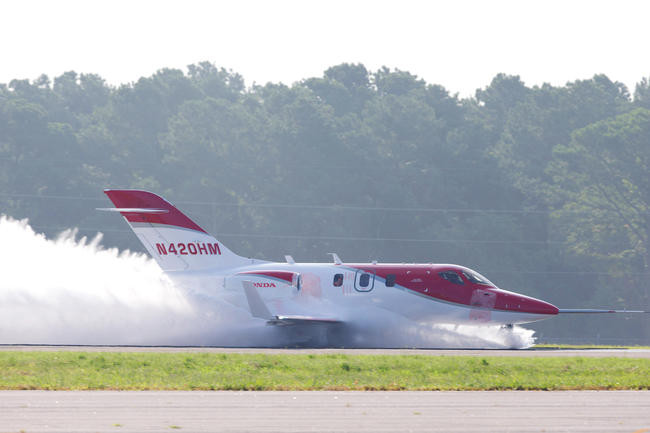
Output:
[101,189,249,271]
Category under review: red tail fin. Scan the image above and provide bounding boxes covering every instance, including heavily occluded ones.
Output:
[101,189,250,271]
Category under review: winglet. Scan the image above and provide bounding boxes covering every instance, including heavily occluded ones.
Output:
[242,280,274,320]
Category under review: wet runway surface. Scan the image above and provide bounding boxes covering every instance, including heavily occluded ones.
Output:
[1,390,649,433]
[2,345,650,357]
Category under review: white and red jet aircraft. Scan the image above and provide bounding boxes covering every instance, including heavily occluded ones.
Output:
[101,190,646,345]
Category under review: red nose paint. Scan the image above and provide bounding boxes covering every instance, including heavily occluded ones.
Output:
[496,292,559,315]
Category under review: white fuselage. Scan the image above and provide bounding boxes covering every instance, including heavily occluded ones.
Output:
[168,261,554,326]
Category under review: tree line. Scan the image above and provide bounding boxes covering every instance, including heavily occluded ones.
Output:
[1,62,648,342]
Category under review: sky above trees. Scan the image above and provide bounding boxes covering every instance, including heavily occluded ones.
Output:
[2,0,649,96]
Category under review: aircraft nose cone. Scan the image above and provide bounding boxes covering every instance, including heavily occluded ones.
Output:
[497,290,559,315]
[518,295,559,315]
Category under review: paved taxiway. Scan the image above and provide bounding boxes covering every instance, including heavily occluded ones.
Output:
[2,345,650,357]
[1,390,649,433]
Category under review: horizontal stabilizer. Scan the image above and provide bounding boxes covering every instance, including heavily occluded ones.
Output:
[97,208,169,214]
[558,309,649,314]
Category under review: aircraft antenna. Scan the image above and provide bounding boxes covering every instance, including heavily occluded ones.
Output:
[328,253,342,265]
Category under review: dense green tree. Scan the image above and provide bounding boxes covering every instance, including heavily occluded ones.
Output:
[635,77,650,109]
[53,71,110,115]
[550,108,650,273]
[187,62,245,101]
[304,63,372,115]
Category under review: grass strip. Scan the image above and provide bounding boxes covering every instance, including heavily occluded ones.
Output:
[0,351,648,391]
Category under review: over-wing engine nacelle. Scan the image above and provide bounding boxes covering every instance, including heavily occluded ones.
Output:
[233,270,302,291]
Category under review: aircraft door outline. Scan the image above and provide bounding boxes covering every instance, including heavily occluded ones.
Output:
[354,270,375,292]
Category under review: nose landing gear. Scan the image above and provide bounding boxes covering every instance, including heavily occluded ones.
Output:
[498,323,519,349]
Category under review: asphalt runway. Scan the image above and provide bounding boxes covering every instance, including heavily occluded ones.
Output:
[2,345,650,357]
[1,390,649,433]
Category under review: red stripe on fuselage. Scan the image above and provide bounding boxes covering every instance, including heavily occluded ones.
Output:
[346,264,558,315]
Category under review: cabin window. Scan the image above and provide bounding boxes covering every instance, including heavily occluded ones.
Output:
[439,271,464,285]
[385,274,396,287]
[333,273,343,287]
[359,273,370,287]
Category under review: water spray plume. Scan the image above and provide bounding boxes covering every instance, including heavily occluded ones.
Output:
[0,216,535,348]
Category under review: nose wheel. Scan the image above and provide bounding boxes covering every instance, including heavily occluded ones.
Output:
[498,323,521,349]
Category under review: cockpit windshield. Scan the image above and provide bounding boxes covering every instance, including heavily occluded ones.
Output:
[439,270,464,285]
[461,268,494,286]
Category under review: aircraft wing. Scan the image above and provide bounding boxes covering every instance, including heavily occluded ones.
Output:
[242,280,342,326]
[269,315,342,326]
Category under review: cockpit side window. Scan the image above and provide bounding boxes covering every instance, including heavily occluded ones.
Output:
[385,274,396,287]
[462,270,491,285]
[439,271,464,285]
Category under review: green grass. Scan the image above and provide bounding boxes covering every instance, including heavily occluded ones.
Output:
[1,352,649,390]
